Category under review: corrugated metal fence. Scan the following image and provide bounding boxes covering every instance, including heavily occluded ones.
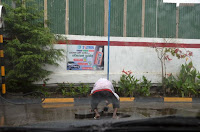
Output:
[1,0,200,39]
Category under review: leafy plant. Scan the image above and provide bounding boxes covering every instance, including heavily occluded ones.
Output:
[64,83,77,97]
[58,83,91,97]
[165,62,200,97]
[136,76,151,97]
[57,83,67,96]
[118,70,139,97]
[77,83,90,97]
[117,70,152,97]
[57,82,67,91]
[154,39,193,95]
[164,74,178,96]
[4,0,64,92]
[39,87,51,97]
[112,80,120,95]
[61,89,67,96]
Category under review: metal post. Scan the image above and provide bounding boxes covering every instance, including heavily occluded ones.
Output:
[107,0,111,80]
[176,6,179,38]
[44,0,48,28]
[141,0,145,37]
[0,33,5,95]
[104,0,108,36]
[65,0,69,35]
[0,5,6,95]
[123,0,127,37]
[84,0,86,35]
[156,0,158,38]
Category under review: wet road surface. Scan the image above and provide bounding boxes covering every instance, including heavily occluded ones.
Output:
[1,101,200,128]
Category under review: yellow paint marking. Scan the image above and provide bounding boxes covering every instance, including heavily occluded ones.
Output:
[108,104,112,107]
[2,84,6,94]
[1,66,5,76]
[0,35,3,43]
[120,97,135,102]
[42,104,74,108]
[0,116,4,126]
[164,97,192,102]
[43,98,74,103]
[0,50,3,57]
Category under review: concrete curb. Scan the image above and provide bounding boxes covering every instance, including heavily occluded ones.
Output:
[134,97,163,102]
[42,97,200,104]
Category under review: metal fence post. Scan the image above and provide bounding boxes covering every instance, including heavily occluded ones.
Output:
[0,5,5,95]
[107,0,111,80]
[0,32,5,94]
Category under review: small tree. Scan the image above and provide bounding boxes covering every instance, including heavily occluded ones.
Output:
[4,0,64,92]
[154,38,193,95]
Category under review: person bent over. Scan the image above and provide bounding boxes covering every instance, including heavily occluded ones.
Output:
[90,78,120,119]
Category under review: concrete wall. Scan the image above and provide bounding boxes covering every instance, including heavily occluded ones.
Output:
[43,35,200,84]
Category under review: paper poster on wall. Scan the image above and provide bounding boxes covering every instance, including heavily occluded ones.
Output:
[67,45,104,70]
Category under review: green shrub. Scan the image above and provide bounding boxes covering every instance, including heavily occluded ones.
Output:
[77,83,90,97]
[136,76,151,97]
[4,0,64,92]
[117,70,151,97]
[39,87,51,97]
[165,62,200,97]
[118,71,139,97]
[57,83,90,97]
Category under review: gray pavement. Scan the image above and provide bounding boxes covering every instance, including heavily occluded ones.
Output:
[0,102,200,128]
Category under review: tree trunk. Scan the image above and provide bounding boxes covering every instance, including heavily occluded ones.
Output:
[161,61,165,96]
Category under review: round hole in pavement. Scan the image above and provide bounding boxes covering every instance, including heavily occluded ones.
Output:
[75,111,131,119]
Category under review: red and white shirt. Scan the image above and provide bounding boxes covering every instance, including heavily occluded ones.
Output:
[91,78,119,100]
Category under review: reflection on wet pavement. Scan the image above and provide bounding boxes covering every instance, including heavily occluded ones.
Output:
[0,116,4,126]
[75,111,131,119]
[42,103,74,108]
[0,104,75,126]
[135,108,177,117]
[0,102,200,127]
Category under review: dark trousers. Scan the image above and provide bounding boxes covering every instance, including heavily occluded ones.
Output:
[91,91,120,110]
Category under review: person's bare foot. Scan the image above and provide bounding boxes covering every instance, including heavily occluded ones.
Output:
[94,113,100,119]
[94,109,100,119]
[112,116,119,119]
[112,108,118,119]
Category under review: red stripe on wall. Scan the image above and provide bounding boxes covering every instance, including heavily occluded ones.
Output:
[58,40,200,48]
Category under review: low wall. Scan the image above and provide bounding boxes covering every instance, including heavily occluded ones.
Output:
[41,35,200,84]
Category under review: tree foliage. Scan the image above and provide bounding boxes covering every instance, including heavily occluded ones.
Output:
[3,0,64,92]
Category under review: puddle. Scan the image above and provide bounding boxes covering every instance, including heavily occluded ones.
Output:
[136,108,178,117]
[0,104,76,126]
[0,103,198,127]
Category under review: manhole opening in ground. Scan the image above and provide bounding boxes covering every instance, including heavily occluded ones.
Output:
[75,111,131,119]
